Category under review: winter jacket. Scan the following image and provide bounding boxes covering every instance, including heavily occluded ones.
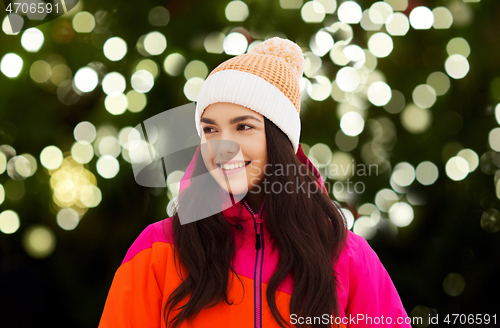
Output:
[98,144,412,328]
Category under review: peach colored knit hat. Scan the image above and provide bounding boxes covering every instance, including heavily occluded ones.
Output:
[194,36,304,153]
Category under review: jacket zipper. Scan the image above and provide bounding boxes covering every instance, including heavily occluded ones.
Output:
[242,200,265,328]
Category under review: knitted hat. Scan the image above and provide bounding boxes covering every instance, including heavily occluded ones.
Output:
[194,36,304,153]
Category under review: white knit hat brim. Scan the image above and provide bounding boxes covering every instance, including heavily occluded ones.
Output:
[195,70,301,153]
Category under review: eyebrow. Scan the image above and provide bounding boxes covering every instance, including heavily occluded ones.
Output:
[200,115,262,125]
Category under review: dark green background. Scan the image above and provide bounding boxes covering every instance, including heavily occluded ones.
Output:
[0,0,499,327]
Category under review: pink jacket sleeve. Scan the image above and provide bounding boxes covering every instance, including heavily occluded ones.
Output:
[344,231,412,327]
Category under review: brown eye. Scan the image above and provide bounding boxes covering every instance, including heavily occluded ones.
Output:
[203,127,215,134]
[238,124,253,131]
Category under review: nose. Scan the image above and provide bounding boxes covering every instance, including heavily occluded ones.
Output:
[206,128,240,163]
[214,138,240,161]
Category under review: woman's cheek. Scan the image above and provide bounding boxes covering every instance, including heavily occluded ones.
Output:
[250,159,262,177]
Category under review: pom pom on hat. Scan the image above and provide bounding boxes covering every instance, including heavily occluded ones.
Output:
[251,36,304,80]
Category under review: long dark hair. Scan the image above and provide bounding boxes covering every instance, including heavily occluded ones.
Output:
[163,116,348,328]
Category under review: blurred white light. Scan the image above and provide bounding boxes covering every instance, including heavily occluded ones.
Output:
[223,32,248,55]
[385,0,408,11]
[412,84,437,109]
[148,6,170,26]
[360,9,383,31]
[388,202,414,227]
[495,103,500,125]
[392,162,416,187]
[72,11,96,33]
[126,90,147,113]
[0,210,20,234]
[368,32,393,58]
[22,225,56,259]
[416,161,439,185]
[304,56,320,78]
[338,1,362,24]
[457,149,479,172]
[137,58,159,78]
[98,136,121,158]
[0,53,23,78]
[74,121,97,144]
[409,6,434,29]
[312,30,334,56]
[204,32,225,54]
[445,55,469,79]
[2,14,23,35]
[489,128,500,152]
[183,77,204,101]
[104,94,128,115]
[386,13,410,36]
[21,28,44,52]
[357,203,381,226]
[367,81,392,106]
[163,53,186,77]
[341,208,355,230]
[166,197,178,216]
[280,0,302,9]
[401,104,431,133]
[225,1,249,21]
[343,45,365,68]
[131,70,154,93]
[445,156,469,181]
[102,72,126,96]
[375,188,399,212]
[96,155,120,179]
[183,60,208,80]
[336,67,360,92]
[103,37,128,61]
[340,111,365,137]
[307,75,331,101]
[144,31,167,55]
[432,7,453,29]
[57,208,80,231]
[363,49,378,72]
[74,67,98,93]
[353,216,378,239]
[446,37,471,58]
[167,171,184,197]
[369,1,393,24]
[71,142,94,164]
[427,72,450,96]
[301,1,326,23]
[40,146,63,170]
[314,0,337,14]
[329,42,350,66]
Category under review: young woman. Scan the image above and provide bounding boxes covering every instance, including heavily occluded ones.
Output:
[99,37,412,328]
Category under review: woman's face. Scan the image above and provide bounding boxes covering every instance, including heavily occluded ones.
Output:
[200,102,268,196]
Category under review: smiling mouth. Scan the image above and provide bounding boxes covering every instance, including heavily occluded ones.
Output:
[216,161,251,170]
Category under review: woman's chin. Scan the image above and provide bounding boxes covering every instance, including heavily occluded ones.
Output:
[219,184,249,197]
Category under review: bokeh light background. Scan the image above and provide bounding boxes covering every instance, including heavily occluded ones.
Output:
[1,0,499,327]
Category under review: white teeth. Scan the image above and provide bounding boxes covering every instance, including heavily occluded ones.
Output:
[220,162,247,170]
